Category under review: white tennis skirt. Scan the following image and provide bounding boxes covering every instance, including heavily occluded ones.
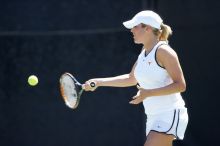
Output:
[146,107,188,140]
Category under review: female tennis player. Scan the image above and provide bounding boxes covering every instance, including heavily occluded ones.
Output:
[83,10,188,146]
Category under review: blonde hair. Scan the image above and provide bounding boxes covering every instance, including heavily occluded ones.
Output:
[152,23,172,41]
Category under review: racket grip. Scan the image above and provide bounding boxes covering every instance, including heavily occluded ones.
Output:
[90,82,96,87]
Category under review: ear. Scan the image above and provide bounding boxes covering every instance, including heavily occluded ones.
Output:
[146,26,154,33]
[145,26,150,32]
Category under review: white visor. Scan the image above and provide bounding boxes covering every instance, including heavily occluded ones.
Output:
[123,10,163,29]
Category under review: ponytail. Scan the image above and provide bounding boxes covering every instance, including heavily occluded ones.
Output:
[159,23,172,41]
[152,23,172,41]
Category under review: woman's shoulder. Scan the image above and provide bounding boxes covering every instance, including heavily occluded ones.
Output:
[155,44,180,68]
[157,44,178,59]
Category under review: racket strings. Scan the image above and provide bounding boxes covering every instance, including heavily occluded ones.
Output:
[60,73,84,109]
[60,77,79,108]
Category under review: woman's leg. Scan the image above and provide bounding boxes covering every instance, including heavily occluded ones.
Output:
[144,131,175,146]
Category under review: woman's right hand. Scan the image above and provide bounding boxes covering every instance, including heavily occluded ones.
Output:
[82,79,99,91]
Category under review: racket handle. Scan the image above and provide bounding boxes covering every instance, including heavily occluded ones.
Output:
[90,82,96,87]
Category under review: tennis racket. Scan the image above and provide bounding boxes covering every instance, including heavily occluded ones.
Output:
[59,72,96,109]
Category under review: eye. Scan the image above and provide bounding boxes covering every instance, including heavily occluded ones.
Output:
[133,26,138,28]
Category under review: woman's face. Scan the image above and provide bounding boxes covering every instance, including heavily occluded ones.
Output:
[130,24,148,44]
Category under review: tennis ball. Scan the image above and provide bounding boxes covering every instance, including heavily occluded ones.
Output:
[28,75,38,86]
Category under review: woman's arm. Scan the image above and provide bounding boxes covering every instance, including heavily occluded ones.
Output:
[149,45,186,95]
[83,62,138,91]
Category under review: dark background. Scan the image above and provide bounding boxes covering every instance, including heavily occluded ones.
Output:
[0,0,219,146]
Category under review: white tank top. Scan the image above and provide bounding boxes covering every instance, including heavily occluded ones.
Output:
[134,41,185,115]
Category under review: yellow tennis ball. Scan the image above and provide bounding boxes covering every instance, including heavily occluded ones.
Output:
[28,75,38,86]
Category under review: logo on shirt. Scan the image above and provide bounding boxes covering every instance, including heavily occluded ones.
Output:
[148,61,152,65]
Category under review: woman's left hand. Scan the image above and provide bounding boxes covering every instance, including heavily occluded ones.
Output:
[129,85,151,104]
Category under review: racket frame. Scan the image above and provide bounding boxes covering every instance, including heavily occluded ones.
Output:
[59,72,96,109]
[59,72,83,109]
